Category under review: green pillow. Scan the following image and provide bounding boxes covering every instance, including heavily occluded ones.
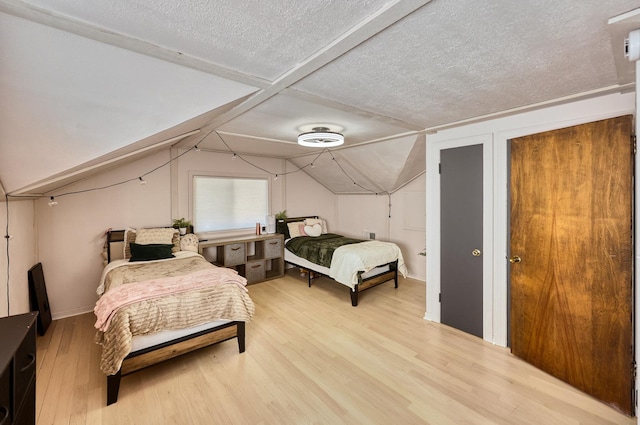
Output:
[129,243,175,262]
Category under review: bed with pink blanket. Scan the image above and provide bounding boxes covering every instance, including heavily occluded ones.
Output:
[96,228,255,405]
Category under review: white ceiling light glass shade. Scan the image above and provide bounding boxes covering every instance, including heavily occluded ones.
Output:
[298,127,344,147]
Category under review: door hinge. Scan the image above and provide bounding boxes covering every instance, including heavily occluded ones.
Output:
[633,135,637,155]
[438,163,441,174]
[439,293,441,303]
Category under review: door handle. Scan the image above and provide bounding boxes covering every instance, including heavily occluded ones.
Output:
[472,249,481,257]
[509,256,522,264]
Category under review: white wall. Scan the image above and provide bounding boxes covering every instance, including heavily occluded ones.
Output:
[36,148,292,318]
[388,176,426,281]
[332,175,426,281]
[283,160,336,224]
[174,148,288,229]
[426,91,635,347]
[282,157,426,282]
[635,60,639,423]
[30,142,425,318]
[0,199,37,317]
[38,151,172,319]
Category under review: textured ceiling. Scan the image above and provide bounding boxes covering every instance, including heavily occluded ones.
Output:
[0,0,637,195]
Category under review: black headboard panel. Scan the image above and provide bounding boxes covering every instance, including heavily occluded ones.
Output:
[276,216,319,239]
[106,229,125,263]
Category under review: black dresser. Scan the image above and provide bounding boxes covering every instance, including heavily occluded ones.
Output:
[0,312,37,425]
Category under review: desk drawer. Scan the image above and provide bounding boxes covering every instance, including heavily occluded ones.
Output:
[14,325,36,412]
[0,364,10,425]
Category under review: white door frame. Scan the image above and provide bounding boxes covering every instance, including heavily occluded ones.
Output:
[425,133,495,343]
[426,109,635,348]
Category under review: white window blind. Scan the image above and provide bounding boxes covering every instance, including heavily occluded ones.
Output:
[193,176,269,233]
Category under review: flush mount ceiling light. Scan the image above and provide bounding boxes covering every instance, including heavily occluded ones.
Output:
[298,126,344,148]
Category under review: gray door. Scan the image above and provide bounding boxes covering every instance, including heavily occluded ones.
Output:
[440,144,483,338]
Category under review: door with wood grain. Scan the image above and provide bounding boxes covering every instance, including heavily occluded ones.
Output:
[509,115,633,415]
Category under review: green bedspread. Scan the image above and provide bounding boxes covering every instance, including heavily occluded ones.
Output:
[285,233,365,268]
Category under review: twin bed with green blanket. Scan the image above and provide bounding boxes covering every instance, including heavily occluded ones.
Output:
[279,217,407,306]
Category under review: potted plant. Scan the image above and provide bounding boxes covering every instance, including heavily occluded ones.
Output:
[275,210,287,219]
[172,218,192,235]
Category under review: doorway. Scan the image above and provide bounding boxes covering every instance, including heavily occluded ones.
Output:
[509,116,634,415]
[440,144,483,338]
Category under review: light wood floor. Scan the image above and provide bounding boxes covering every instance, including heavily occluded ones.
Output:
[36,270,635,425]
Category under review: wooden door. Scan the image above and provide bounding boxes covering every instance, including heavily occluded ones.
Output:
[510,116,633,415]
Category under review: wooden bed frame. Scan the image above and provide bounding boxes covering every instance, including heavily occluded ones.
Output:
[277,217,399,306]
[104,229,247,405]
[299,261,399,307]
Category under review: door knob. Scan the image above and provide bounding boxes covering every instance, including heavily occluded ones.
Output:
[509,256,522,264]
[472,249,482,257]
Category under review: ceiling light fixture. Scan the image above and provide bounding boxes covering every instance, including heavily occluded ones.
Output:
[298,127,344,148]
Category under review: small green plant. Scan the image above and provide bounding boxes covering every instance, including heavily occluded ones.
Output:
[275,210,287,219]
[172,218,192,229]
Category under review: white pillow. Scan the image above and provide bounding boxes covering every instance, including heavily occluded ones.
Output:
[304,224,322,237]
[180,233,199,252]
[304,218,327,234]
[135,227,176,245]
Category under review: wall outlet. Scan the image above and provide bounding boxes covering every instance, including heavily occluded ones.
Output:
[363,231,375,240]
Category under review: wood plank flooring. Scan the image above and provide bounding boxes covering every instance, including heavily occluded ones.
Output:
[35,270,635,424]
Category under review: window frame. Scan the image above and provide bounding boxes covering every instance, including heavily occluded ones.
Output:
[189,171,272,238]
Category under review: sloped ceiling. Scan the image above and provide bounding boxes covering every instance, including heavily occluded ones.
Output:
[0,0,638,196]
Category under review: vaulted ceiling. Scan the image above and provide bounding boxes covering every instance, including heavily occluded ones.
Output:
[0,0,638,196]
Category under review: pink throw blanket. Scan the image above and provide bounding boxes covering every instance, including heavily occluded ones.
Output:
[94,267,247,332]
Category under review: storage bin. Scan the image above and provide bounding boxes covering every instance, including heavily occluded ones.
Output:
[263,237,282,259]
[219,243,245,267]
[246,260,266,284]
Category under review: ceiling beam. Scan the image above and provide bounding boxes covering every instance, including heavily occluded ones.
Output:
[283,88,425,132]
[193,0,433,133]
[8,130,199,196]
[424,83,635,134]
[0,0,270,90]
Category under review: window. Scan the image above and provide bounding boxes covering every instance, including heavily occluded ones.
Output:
[193,175,269,233]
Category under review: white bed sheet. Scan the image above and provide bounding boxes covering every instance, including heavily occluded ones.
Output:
[284,242,390,290]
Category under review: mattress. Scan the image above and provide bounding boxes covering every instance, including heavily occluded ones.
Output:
[284,242,390,281]
[130,319,231,352]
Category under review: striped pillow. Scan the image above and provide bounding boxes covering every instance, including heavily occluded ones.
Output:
[135,227,176,245]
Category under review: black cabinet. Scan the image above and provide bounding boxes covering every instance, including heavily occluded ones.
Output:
[0,312,37,425]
